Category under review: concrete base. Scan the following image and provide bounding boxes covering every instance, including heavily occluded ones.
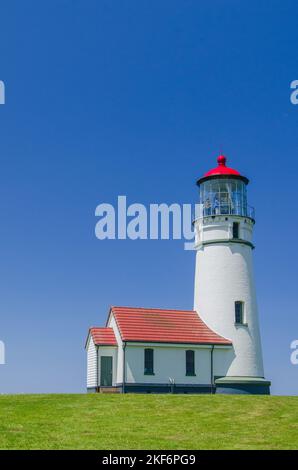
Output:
[122,383,213,394]
[87,386,120,393]
[86,384,215,394]
[215,376,271,395]
[87,378,271,395]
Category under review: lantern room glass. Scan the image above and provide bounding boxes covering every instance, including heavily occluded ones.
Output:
[199,178,253,218]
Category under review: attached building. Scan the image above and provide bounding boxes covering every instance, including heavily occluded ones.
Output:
[86,306,233,394]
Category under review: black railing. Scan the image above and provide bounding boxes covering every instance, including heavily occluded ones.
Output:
[196,203,255,220]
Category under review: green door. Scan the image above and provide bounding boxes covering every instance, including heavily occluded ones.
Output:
[100,356,113,386]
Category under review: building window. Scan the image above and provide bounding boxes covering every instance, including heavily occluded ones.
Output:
[144,348,154,375]
[233,222,240,239]
[186,350,195,376]
[235,301,244,324]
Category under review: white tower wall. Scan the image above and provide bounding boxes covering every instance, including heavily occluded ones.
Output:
[193,215,264,378]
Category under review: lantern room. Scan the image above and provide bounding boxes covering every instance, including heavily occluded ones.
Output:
[196,155,254,219]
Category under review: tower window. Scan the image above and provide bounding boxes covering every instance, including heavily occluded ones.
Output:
[235,301,244,324]
[144,348,154,375]
[186,350,195,376]
[233,222,240,239]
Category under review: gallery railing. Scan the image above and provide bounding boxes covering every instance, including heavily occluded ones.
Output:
[194,203,255,220]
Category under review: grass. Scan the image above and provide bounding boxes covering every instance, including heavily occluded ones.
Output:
[0,394,297,449]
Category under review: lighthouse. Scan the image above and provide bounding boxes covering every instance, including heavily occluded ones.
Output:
[193,155,270,394]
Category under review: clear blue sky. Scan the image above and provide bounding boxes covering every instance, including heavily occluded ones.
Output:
[0,1,297,394]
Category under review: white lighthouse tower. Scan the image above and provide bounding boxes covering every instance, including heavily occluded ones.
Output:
[194,155,270,394]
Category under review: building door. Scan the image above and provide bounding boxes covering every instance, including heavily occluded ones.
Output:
[100,356,113,386]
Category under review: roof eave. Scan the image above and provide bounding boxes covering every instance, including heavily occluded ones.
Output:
[196,174,249,186]
[120,339,232,346]
[84,328,92,350]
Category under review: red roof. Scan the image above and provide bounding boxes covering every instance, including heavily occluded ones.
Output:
[89,327,117,346]
[204,155,240,177]
[197,155,248,185]
[110,306,231,345]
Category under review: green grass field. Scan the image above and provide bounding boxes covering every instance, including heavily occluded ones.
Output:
[0,394,297,449]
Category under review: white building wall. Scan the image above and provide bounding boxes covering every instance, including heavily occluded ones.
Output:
[195,216,253,244]
[107,315,123,383]
[213,347,235,378]
[86,335,97,388]
[124,343,231,385]
[194,215,264,378]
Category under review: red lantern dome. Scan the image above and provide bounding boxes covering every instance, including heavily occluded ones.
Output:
[197,155,248,185]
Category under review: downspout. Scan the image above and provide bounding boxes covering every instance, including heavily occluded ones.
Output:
[210,345,214,394]
[96,345,99,393]
[122,342,126,394]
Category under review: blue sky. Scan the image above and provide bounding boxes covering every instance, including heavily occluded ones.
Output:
[0,0,298,394]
